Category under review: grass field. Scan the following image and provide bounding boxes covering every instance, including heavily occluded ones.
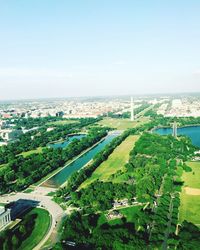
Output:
[119,205,142,223]
[19,147,44,157]
[179,161,200,225]
[181,161,200,189]
[179,190,200,225]
[47,119,78,126]
[97,117,149,130]
[18,208,51,250]
[98,205,142,227]
[80,135,139,188]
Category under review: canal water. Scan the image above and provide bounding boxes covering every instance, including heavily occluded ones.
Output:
[154,126,200,147]
[48,134,86,149]
[42,134,118,188]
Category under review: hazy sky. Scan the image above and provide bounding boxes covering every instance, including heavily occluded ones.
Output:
[0,0,200,100]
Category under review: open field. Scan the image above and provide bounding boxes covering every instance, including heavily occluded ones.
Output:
[179,190,200,225]
[185,187,200,195]
[19,147,44,157]
[18,208,51,250]
[97,117,149,130]
[98,205,143,227]
[47,119,78,126]
[119,205,142,223]
[181,161,200,189]
[179,161,200,225]
[80,135,139,188]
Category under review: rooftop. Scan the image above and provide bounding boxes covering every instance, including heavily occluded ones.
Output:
[0,205,5,215]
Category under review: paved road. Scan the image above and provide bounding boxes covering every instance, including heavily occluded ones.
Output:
[0,190,64,250]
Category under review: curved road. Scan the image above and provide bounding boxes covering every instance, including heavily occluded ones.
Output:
[0,189,64,250]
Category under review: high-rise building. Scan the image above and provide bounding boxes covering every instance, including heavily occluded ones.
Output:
[130,97,134,121]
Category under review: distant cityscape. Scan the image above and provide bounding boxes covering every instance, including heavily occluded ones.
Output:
[0,94,200,145]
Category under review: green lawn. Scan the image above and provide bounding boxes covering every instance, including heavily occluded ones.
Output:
[179,190,200,225]
[18,208,51,250]
[182,161,200,189]
[23,188,34,193]
[179,161,200,225]
[97,205,143,227]
[80,135,139,188]
[119,205,142,223]
[19,147,44,157]
[97,117,149,130]
[98,213,122,226]
[47,119,78,125]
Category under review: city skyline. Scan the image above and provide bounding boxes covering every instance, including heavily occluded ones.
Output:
[1,0,200,99]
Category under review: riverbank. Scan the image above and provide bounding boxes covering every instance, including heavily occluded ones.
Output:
[38,135,109,188]
[47,133,87,147]
[154,125,200,149]
[152,123,200,132]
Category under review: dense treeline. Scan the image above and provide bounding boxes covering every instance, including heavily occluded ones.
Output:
[71,181,135,212]
[128,133,196,248]
[0,127,107,193]
[0,213,36,250]
[56,132,197,249]
[176,116,200,126]
[177,221,200,249]
[126,133,195,202]
[0,118,100,165]
[9,116,72,129]
[55,211,147,250]
[132,132,195,161]
[107,103,151,119]
[143,103,161,118]
[134,103,151,116]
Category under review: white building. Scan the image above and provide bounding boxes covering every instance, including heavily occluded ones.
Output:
[0,206,11,231]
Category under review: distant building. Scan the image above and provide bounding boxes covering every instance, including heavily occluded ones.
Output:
[56,111,64,117]
[2,114,12,119]
[0,206,11,231]
[0,129,23,141]
[113,198,129,208]
[0,120,9,129]
[46,127,55,132]
[130,97,134,121]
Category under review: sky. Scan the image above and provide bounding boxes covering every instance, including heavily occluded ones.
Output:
[0,0,200,100]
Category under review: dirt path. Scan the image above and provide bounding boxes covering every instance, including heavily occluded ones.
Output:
[185,187,200,195]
